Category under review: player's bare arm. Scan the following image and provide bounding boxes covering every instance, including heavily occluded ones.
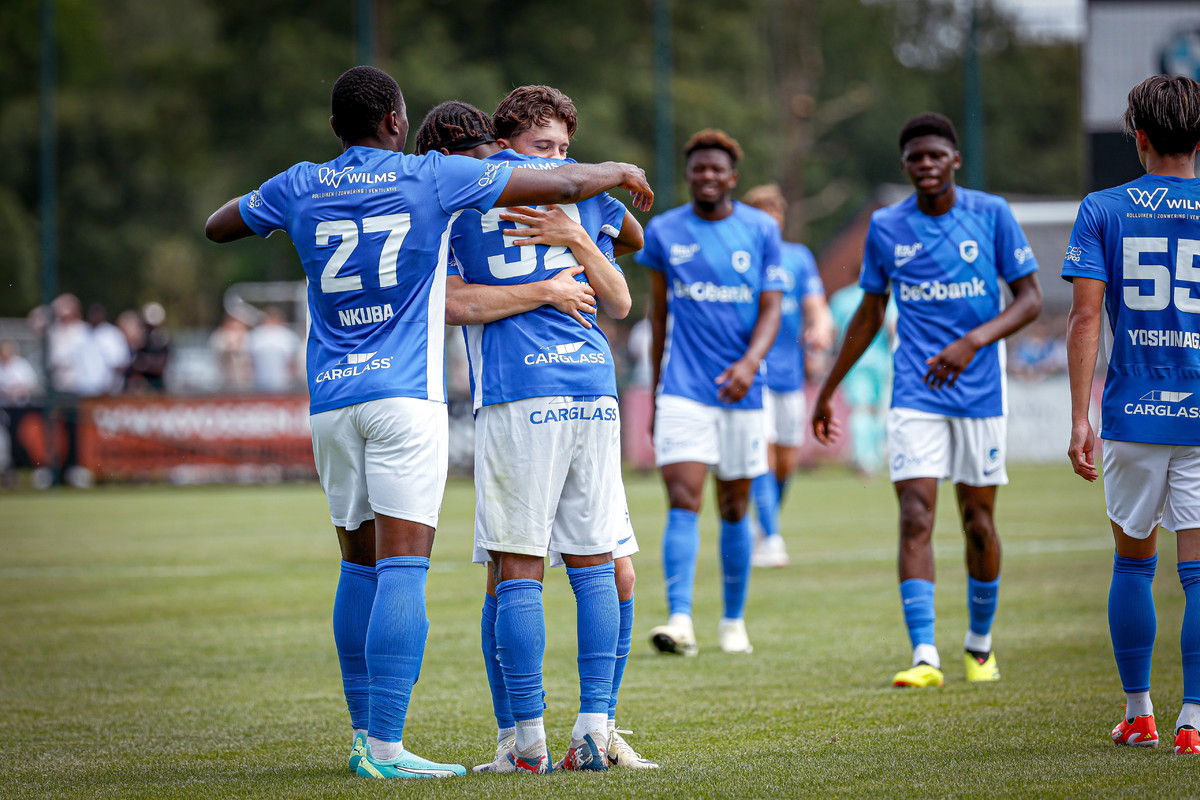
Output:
[801,293,835,350]
[648,270,669,435]
[812,290,889,445]
[445,268,597,328]
[496,162,653,212]
[611,210,645,258]
[716,290,782,404]
[923,272,1043,390]
[205,196,255,243]
[1066,276,1106,482]
[501,204,632,319]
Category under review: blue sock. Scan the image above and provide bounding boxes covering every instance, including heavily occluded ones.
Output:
[751,474,779,538]
[609,596,634,721]
[481,593,514,730]
[720,515,753,619]
[364,556,430,743]
[567,563,619,716]
[495,578,546,723]
[1109,554,1157,694]
[967,575,1001,637]
[662,508,700,617]
[1180,560,1200,706]
[776,476,790,508]
[333,560,375,732]
[899,578,937,649]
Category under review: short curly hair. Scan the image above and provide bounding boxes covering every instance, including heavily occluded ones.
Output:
[414,101,496,155]
[898,112,958,151]
[493,85,578,141]
[330,66,404,143]
[683,128,743,164]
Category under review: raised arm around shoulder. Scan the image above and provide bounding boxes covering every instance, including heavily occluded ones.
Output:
[205,196,255,243]
[494,163,654,212]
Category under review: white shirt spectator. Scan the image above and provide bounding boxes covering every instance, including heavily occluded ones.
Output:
[0,343,39,406]
[247,311,301,393]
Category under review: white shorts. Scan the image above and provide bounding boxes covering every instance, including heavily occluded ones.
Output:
[886,407,1007,486]
[654,393,768,481]
[1102,439,1200,539]
[309,396,448,530]
[548,494,639,568]
[763,388,807,447]
[472,395,622,561]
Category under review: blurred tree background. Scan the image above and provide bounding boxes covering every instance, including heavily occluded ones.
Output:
[0,0,1080,324]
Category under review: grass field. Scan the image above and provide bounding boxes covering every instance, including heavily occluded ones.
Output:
[3,463,1198,798]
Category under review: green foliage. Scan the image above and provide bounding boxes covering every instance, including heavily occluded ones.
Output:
[1,465,1194,797]
[0,0,1080,323]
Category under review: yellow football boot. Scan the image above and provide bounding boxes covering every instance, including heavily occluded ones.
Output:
[892,663,945,688]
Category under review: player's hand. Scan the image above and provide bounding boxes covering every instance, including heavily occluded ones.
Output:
[811,393,842,446]
[923,336,980,390]
[715,358,757,404]
[544,265,597,327]
[1068,418,1098,482]
[501,205,586,249]
[611,162,654,212]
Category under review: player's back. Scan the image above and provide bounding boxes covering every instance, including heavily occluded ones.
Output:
[449,150,626,409]
[240,146,511,413]
[1064,173,1200,444]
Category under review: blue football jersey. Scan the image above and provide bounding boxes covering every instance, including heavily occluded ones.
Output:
[447,150,627,409]
[764,241,825,392]
[238,146,512,414]
[1062,174,1200,445]
[860,188,1038,418]
[636,201,787,409]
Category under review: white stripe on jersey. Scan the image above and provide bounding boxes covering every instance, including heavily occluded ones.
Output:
[466,322,484,410]
[426,211,463,403]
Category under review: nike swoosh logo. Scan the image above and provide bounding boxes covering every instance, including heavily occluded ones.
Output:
[895,255,919,267]
[983,466,1001,476]
[617,536,632,545]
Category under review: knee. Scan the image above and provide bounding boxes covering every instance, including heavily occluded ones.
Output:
[615,557,636,600]
[961,505,996,550]
[665,482,702,512]
[898,497,935,543]
[717,494,749,522]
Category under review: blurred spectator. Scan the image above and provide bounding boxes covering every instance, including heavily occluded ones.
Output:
[82,302,132,395]
[246,306,301,393]
[828,284,896,477]
[209,313,252,392]
[46,293,90,395]
[126,302,170,393]
[0,340,39,406]
[627,314,652,388]
[1010,319,1067,381]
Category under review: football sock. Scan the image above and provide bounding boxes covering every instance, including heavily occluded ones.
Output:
[900,578,937,663]
[751,473,780,538]
[1110,553,1157,695]
[609,596,635,721]
[567,563,619,719]
[480,593,515,731]
[498,726,515,744]
[333,560,375,732]
[776,475,791,508]
[495,578,547,737]
[572,712,608,743]
[1178,703,1200,733]
[515,717,546,752]
[1126,691,1153,720]
[913,643,940,669]
[965,575,1000,654]
[662,508,700,617]
[720,515,753,620]
[1179,560,1200,707]
[364,556,430,747]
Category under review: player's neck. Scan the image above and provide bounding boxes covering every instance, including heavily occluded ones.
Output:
[915,182,956,217]
[1143,153,1197,180]
[691,197,734,221]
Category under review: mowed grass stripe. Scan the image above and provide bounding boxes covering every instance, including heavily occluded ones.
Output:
[0,464,1194,798]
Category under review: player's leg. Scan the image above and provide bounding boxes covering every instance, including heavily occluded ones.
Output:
[712,405,769,653]
[650,395,717,656]
[347,398,464,778]
[559,552,617,770]
[751,391,783,565]
[887,408,949,687]
[473,562,515,772]
[1103,439,1169,747]
[1162,446,1200,753]
[606,552,658,768]
[334,521,375,770]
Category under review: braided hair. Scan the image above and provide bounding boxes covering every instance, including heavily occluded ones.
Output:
[414,101,497,155]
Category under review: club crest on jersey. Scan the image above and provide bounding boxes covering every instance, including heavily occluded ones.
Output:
[959,240,979,264]
[1127,186,1169,211]
[732,250,752,273]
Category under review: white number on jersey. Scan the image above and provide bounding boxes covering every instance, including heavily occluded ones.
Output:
[317,215,413,293]
[1123,237,1200,313]
[480,204,582,280]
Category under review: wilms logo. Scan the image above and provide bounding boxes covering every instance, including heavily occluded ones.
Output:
[1127,187,1169,211]
[319,166,355,188]
[317,166,398,189]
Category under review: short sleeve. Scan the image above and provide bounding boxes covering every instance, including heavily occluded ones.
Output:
[993,199,1039,283]
[239,170,291,238]
[635,220,666,272]
[859,218,890,294]
[796,246,824,298]
[1061,195,1109,284]
[761,223,787,293]
[447,246,464,279]
[433,153,514,215]
[599,194,628,232]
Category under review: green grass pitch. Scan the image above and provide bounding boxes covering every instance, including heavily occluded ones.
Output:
[3,464,1198,798]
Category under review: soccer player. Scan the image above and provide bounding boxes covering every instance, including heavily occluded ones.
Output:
[204,66,652,779]
[415,92,639,773]
[812,112,1042,688]
[1064,74,1200,753]
[741,183,833,568]
[637,129,785,657]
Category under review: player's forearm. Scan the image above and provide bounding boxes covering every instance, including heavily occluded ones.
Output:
[649,273,668,392]
[801,295,834,348]
[962,273,1044,351]
[205,197,255,243]
[497,163,635,208]
[573,239,631,319]
[1066,285,1103,425]
[740,291,783,368]
[446,280,551,325]
[817,293,887,399]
